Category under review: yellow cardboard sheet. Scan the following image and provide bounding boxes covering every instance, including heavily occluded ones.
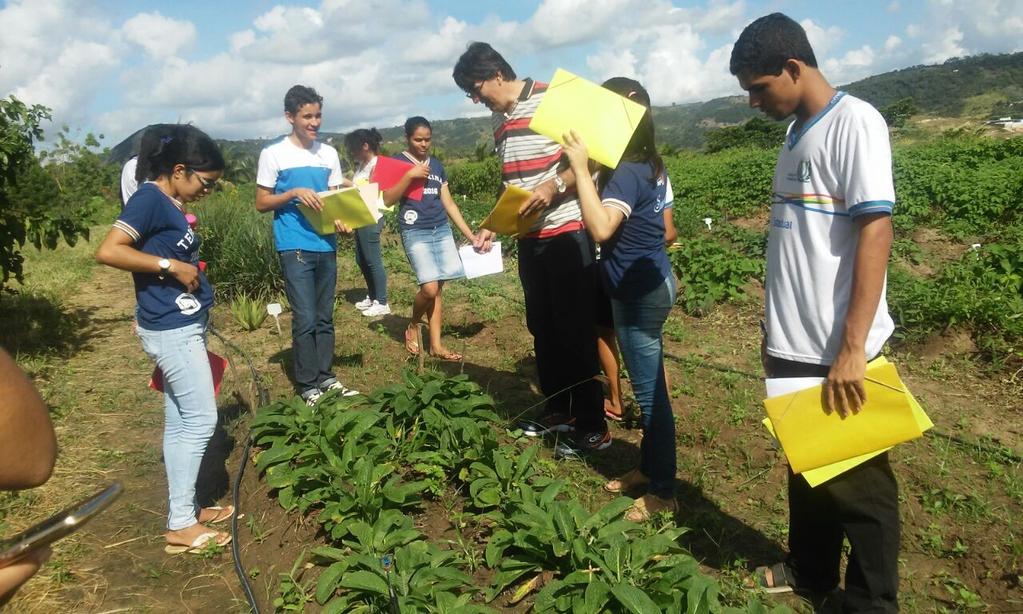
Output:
[762,358,933,486]
[301,184,379,234]
[528,68,648,169]
[764,361,923,475]
[480,185,540,236]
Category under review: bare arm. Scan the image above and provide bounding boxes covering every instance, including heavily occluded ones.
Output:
[255,185,324,212]
[519,166,576,216]
[0,348,56,489]
[95,228,200,293]
[382,163,430,207]
[561,131,624,243]
[825,213,894,416]
[663,207,677,246]
[439,184,476,243]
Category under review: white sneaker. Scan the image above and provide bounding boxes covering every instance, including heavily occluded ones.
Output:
[355,296,373,311]
[304,390,323,406]
[324,381,359,396]
[361,301,391,317]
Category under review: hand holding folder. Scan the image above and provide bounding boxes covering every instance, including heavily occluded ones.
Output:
[763,359,931,476]
[300,184,379,234]
[370,156,425,200]
[480,185,540,236]
[529,68,648,168]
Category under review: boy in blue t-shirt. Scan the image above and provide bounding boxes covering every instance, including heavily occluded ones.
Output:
[255,85,358,405]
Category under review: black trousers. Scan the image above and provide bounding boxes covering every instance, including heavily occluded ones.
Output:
[518,230,604,433]
[766,355,900,613]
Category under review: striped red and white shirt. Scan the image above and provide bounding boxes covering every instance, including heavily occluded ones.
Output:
[493,79,583,238]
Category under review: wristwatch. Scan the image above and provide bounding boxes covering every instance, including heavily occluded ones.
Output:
[553,175,567,194]
[158,258,172,279]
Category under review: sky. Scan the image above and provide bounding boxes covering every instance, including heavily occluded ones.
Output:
[1,0,1021,147]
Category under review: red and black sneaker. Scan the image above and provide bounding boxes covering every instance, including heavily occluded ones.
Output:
[554,430,612,458]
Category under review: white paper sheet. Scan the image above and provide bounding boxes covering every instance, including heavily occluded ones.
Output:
[458,241,503,279]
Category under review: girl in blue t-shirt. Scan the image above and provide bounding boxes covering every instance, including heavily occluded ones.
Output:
[382,117,477,361]
[95,124,234,554]
[563,78,678,522]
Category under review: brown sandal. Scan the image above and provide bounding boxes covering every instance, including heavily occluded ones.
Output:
[404,326,420,355]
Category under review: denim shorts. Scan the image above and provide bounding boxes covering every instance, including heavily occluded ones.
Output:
[401,223,464,284]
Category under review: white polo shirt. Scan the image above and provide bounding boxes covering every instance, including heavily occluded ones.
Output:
[765,92,895,365]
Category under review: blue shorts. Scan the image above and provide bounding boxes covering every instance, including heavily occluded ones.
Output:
[401,224,464,285]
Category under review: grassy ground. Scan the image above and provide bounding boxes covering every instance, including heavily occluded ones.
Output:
[2,224,1021,612]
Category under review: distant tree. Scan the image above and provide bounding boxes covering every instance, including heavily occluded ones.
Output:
[1,96,52,285]
[880,97,918,128]
[220,143,256,184]
[704,117,787,153]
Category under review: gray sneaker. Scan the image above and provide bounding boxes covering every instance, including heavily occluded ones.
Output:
[323,381,359,397]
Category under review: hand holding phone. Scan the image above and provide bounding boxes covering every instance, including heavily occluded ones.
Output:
[0,483,123,568]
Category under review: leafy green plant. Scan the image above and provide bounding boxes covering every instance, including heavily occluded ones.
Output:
[313,540,492,613]
[669,235,764,315]
[484,485,717,612]
[466,445,549,515]
[230,294,268,331]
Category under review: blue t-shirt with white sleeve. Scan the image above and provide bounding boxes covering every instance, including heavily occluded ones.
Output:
[599,161,673,299]
[114,183,214,330]
[256,137,343,252]
[395,152,449,230]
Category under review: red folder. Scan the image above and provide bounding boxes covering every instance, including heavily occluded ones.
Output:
[371,156,425,200]
[149,350,228,396]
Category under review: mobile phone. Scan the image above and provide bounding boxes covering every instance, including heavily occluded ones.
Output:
[0,482,123,567]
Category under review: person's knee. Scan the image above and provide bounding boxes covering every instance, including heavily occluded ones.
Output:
[419,283,440,300]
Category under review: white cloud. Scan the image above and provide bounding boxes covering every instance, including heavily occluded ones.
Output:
[0,0,120,132]
[800,19,844,57]
[122,12,197,59]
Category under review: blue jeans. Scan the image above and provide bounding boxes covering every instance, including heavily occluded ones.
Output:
[137,314,218,530]
[280,249,337,396]
[354,219,387,304]
[611,275,677,498]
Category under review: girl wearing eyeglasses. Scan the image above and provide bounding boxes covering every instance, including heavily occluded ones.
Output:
[95,124,233,554]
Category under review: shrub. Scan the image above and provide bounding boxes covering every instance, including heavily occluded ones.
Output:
[447,157,500,201]
[192,183,284,300]
[665,148,775,220]
[668,235,763,315]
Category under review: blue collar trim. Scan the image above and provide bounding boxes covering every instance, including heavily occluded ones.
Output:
[787,91,845,150]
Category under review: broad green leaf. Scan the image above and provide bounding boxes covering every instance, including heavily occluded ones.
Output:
[314,562,346,604]
[339,570,389,595]
[610,583,661,614]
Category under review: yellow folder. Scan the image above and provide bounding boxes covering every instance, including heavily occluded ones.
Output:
[300,184,379,234]
[480,185,540,236]
[763,361,924,474]
[529,68,648,169]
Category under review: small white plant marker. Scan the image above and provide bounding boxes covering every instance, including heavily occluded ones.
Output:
[267,303,283,336]
[703,217,713,230]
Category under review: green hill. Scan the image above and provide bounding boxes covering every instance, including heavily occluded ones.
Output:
[108,51,1023,162]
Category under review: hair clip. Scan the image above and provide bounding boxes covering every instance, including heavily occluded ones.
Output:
[161,136,173,144]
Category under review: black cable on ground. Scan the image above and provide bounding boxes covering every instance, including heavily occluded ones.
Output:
[209,324,267,614]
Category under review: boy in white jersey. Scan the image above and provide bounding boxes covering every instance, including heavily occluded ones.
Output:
[731,14,898,612]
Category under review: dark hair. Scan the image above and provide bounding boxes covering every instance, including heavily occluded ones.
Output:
[284,85,323,114]
[404,116,432,138]
[134,123,177,182]
[599,77,663,186]
[729,13,818,77]
[452,42,517,94]
[344,128,382,155]
[137,124,225,181]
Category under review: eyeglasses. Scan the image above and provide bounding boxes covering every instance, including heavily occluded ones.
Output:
[190,170,217,191]
[465,80,485,100]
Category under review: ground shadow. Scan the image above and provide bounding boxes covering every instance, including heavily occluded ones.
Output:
[196,392,249,506]
[0,291,104,358]
[436,354,786,573]
[267,347,364,390]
